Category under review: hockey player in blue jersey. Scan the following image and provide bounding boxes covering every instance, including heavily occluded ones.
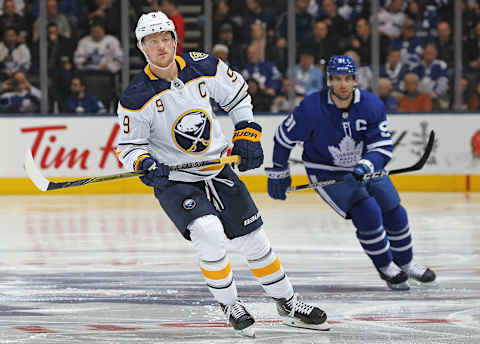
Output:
[116,11,328,336]
[266,55,436,291]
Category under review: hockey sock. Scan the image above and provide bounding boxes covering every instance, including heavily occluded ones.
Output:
[189,215,238,305]
[383,205,413,266]
[231,228,294,300]
[351,197,393,269]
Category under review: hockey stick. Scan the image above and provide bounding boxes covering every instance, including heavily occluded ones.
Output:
[287,130,435,192]
[289,131,408,166]
[24,149,241,192]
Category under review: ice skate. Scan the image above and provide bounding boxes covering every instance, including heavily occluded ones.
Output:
[400,261,436,284]
[220,301,255,337]
[378,269,410,291]
[275,294,329,331]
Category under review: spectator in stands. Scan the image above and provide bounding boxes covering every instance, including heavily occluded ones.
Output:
[336,0,369,22]
[54,55,75,111]
[212,44,229,64]
[270,77,303,113]
[243,0,277,41]
[0,27,31,79]
[64,76,106,114]
[465,22,480,75]
[0,0,24,15]
[32,23,75,75]
[248,20,276,64]
[378,0,407,41]
[380,48,409,99]
[242,43,282,97]
[74,20,122,74]
[212,0,239,46]
[0,0,27,42]
[391,18,424,68]
[318,0,351,53]
[33,0,71,41]
[411,42,449,110]
[82,0,120,37]
[276,0,313,49]
[247,78,272,112]
[378,77,398,113]
[217,23,244,72]
[0,71,41,113]
[345,50,372,91]
[294,48,323,96]
[433,21,454,71]
[308,19,336,68]
[398,73,432,112]
[161,0,184,54]
[469,80,480,111]
[351,16,392,66]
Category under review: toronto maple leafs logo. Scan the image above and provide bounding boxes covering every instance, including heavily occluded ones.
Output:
[172,109,211,154]
[328,136,363,167]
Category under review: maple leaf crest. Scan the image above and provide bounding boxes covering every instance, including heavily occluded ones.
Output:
[328,136,364,167]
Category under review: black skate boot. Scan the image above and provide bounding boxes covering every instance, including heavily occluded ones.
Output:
[275,294,329,331]
[400,261,436,283]
[378,269,410,291]
[220,301,255,337]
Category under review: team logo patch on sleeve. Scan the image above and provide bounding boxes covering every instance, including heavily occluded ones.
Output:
[172,109,212,154]
[189,52,209,61]
[183,198,196,210]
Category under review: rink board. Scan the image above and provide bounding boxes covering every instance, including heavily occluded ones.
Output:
[1,114,479,193]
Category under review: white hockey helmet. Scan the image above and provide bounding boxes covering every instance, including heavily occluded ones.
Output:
[135,11,178,45]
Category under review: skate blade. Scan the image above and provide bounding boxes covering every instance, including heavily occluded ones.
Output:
[387,281,410,291]
[409,280,439,288]
[237,326,255,338]
[282,319,330,331]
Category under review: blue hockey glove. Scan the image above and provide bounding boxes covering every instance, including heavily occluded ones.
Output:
[265,165,291,200]
[231,121,264,172]
[136,155,170,190]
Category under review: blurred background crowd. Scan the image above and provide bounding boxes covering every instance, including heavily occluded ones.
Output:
[0,0,479,114]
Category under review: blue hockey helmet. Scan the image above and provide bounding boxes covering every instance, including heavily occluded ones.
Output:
[327,55,356,79]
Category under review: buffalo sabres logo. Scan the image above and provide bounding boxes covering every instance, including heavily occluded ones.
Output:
[172,109,211,154]
[183,198,196,210]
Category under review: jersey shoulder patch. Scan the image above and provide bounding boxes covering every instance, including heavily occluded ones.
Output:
[189,51,209,61]
[181,52,219,79]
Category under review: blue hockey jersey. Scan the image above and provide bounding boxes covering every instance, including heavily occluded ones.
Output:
[273,88,393,178]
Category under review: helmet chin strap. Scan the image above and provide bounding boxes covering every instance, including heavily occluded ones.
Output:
[139,43,177,71]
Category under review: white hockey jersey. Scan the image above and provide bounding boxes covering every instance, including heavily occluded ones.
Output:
[116,52,253,182]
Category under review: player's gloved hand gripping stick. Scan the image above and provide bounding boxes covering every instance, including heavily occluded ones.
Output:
[24,151,241,192]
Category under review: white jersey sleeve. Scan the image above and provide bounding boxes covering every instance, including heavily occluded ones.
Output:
[208,59,254,125]
[116,103,153,171]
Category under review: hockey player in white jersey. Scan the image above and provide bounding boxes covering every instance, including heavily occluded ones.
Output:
[116,11,328,336]
[267,55,436,291]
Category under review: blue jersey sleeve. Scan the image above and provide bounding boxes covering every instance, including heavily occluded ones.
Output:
[362,95,393,170]
[272,101,312,167]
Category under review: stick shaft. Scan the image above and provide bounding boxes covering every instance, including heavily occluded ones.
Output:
[25,151,241,191]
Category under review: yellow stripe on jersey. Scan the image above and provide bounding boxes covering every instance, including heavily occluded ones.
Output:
[250,258,281,278]
[200,263,232,280]
[175,56,186,70]
[232,127,262,143]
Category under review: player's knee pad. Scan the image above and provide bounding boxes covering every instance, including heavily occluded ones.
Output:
[188,215,226,262]
[382,204,408,231]
[230,227,271,261]
[350,196,383,232]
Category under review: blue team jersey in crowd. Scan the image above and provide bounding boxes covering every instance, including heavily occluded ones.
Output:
[273,88,393,178]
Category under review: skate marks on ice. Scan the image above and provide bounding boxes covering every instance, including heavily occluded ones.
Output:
[0,193,479,343]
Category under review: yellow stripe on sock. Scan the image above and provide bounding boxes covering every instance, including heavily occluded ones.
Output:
[250,258,281,278]
[200,263,231,280]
